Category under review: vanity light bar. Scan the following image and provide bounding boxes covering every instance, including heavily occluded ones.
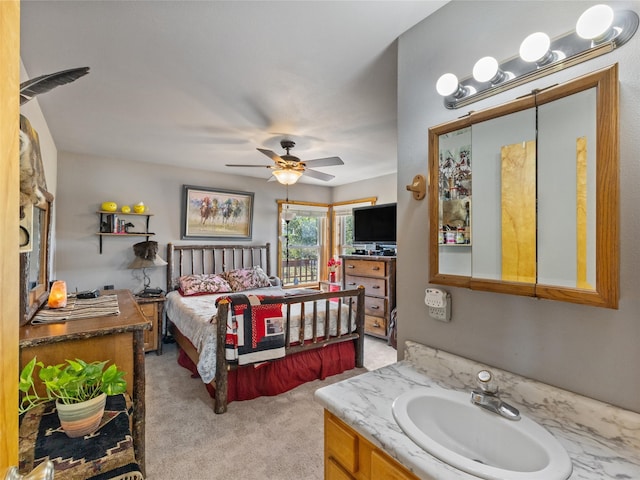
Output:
[437,5,638,109]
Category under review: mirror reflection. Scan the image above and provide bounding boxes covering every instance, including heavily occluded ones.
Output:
[20,201,51,324]
[430,65,618,308]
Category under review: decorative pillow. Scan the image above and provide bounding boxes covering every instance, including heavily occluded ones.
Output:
[224,266,272,292]
[178,274,232,296]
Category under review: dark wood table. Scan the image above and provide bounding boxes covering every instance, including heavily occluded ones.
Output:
[19,289,150,475]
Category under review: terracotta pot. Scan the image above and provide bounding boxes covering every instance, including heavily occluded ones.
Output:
[56,393,106,438]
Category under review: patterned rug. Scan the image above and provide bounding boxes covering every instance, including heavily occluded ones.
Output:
[19,394,142,480]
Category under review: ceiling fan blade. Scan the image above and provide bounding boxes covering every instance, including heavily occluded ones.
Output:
[257,148,283,163]
[225,164,273,168]
[303,169,335,181]
[303,156,344,168]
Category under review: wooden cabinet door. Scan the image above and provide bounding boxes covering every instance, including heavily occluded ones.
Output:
[327,457,356,480]
[138,302,158,352]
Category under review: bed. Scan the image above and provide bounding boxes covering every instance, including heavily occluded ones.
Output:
[165,242,365,413]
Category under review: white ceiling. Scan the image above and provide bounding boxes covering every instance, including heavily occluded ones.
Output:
[20,1,447,186]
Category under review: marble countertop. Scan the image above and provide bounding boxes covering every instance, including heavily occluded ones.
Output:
[314,341,640,480]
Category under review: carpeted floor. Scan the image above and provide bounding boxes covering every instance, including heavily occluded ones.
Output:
[144,337,396,479]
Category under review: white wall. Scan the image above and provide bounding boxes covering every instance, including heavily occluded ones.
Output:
[332,172,397,205]
[54,152,333,292]
[397,0,640,412]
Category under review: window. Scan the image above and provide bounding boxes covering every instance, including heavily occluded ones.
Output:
[332,199,376,257]
[278,202,329,286]
[277,197,376,287]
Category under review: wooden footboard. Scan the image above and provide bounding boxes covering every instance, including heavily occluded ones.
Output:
[214,286,365,413]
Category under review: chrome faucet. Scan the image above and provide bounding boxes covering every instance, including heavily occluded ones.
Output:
[470,370,521,421]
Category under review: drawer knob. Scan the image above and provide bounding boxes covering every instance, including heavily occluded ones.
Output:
[372,285,381,289]
[348,265,355,269]
[372,266,380,271]
[371,305,380,310]
[347,282,357,286]
[373,321,381,327]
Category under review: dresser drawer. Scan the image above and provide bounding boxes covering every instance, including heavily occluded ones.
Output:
[364,315,387,336]
[345,275,386,296]
[344,259,386,277]
[364,296,386,317]
[138,302,156,319]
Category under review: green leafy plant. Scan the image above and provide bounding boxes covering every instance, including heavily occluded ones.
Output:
[19,357,127,414]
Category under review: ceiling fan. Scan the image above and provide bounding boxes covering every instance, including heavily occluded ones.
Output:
[225,139,344,184]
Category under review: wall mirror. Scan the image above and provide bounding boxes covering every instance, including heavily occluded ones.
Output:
[20,200,52,324]
[429,64,619,308]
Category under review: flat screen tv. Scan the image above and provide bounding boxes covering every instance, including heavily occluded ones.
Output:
[353,203,397,244]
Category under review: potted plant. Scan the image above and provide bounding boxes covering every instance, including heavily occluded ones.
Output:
[19,357,127,438]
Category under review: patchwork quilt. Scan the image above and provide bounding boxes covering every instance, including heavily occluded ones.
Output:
[217,294,286,366]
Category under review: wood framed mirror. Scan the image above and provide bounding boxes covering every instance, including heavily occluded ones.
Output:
[428,64,619,308]
[19,200,52,324]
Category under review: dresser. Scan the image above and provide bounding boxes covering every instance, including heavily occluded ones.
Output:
[19,289,150,475]
[342,255,396,339]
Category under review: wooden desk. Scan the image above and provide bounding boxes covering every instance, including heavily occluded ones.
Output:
[19,289,150,475]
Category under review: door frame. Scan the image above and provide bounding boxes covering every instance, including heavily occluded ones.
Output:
[1,0,21,473]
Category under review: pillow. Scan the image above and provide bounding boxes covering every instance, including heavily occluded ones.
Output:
[178,273,232,296]
[224,266,272,292]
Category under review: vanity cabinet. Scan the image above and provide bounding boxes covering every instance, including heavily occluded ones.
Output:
[324,411,422,480]
[342,256,396,339]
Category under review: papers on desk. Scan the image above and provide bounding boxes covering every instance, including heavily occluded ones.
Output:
[31,294,120,324]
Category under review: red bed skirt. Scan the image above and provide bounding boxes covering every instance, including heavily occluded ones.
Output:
[177,341,356,403]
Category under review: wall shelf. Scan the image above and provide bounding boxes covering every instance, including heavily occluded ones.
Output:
[97,211,154,254]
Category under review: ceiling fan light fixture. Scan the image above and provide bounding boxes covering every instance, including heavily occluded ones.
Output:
[273,169,302,185]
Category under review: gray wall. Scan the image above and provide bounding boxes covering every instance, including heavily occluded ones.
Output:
[397,0,640,412]
[332,172,397,204]
[54,152,333,292]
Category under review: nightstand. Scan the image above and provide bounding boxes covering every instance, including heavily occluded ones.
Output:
[134,294,165,355]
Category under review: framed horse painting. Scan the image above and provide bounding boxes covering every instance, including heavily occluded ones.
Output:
[181,185,254,240]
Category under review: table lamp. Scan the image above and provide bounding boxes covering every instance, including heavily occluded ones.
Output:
[127,241,167,297]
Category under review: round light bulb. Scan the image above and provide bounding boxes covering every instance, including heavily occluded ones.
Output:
[436,73,460,96]
[576,4,614,40]
[519,32,551,62]
[472,56,499,83]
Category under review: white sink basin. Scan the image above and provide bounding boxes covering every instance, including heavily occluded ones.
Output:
[392,387,572,480]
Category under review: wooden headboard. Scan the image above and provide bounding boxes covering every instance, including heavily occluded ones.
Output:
[166,243,271,292]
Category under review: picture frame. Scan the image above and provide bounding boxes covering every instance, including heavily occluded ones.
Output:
[181,185,254,240]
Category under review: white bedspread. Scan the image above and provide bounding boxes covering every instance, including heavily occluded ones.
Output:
[165,287,357,383]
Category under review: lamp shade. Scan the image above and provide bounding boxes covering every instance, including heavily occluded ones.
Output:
[576,4,614,40]
[127,255,167,269]
[472,56,500,83]
[519,32,551,63]
[273,169,302,185]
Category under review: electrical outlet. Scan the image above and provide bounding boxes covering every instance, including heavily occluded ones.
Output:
[427,292,451,322]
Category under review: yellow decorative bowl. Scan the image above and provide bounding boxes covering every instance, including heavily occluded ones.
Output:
[101,201,118,212]
[133,202,145,214]
[121,205,131,213]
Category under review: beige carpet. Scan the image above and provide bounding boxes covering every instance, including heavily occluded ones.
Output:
[144,337,396,479]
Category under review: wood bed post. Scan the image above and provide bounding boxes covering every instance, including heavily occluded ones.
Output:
[214,299,229,414]
[166,243,174,292]
[265,242,271,276]
[355,286,365,368]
